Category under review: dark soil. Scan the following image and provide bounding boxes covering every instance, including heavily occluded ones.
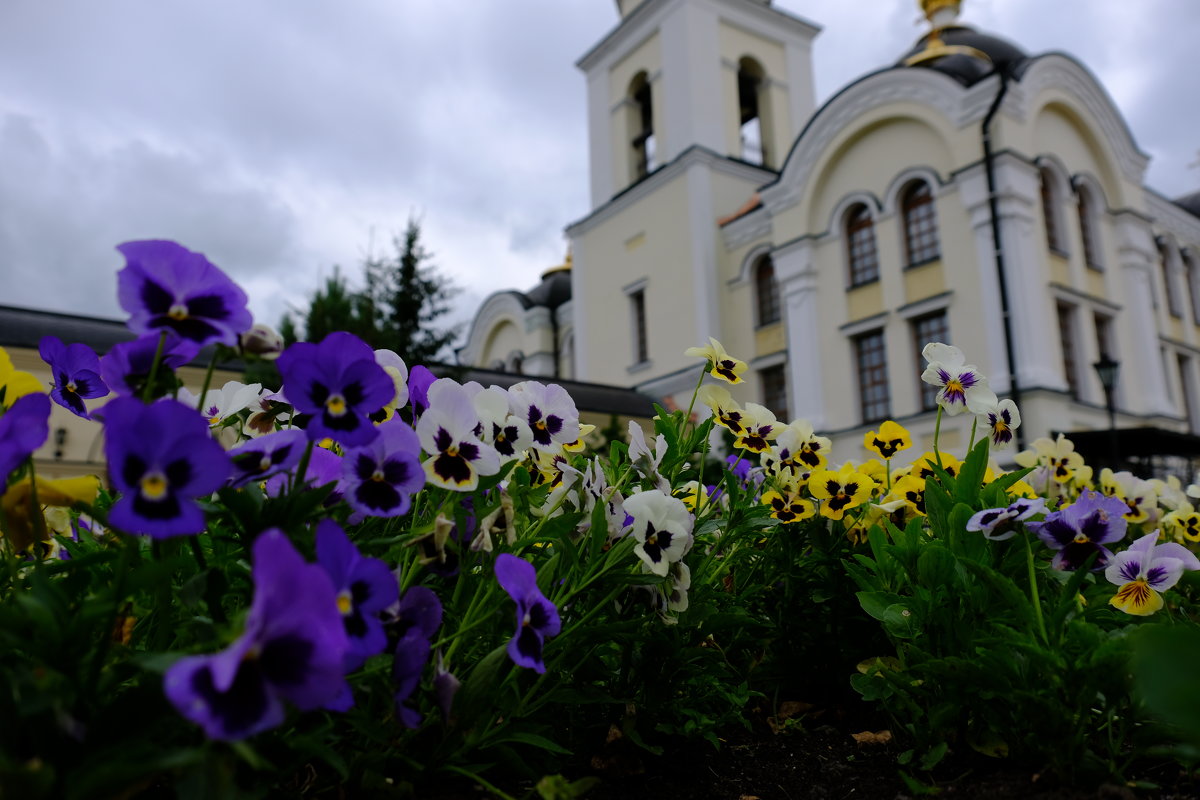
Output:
[431,710,1200,800]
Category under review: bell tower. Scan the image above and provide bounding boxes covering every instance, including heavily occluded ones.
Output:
[578,0,820,207]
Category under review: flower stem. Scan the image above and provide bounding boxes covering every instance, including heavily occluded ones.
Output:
[932,407,944,472]
[968,417,978,450]
[141,330,169,403]
[290,440,315,494]
[25,459,47,545]
[194,348,220,413]
[1023,531,1049,644]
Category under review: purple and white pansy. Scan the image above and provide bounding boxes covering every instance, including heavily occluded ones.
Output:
[508,380,580,451]
[417,379,500,491]
[966,497,1046,541]
[920,342,998,416]
[623,489,694,577]
[227,428,308,489]
[1105,531,1200,616]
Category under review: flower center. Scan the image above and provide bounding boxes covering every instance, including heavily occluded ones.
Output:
[945,378,964,394]
[65,381,77,394]
[371,469,386,482]
[326,394,347,416]
[336,589,353,616]
[259,455,272,472]
[446,444,459,457]
[167,303,189,321]
[140,472,168,501]
[1073,532,1089,544]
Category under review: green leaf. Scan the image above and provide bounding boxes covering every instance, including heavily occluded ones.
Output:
[953,437,990,505]
[490,731,573,756]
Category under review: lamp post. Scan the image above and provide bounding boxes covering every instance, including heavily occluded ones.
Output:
[1093,353,1120,470]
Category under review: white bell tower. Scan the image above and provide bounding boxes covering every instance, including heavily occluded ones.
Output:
[578,0,820,208]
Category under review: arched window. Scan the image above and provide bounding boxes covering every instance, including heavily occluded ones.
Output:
[901,181,939,266]
[1077,185,1103,271]
[737,58,767,166]
[1039,167,1066,254]
[845,204,879,287]
[754,255,780,326]
[628,73,655,181]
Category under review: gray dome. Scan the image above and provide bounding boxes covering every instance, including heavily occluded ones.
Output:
[524,268,572,309]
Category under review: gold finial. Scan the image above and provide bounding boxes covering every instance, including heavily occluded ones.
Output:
[905,0,990,68]
[920,0,960,24]
[541,247,572,277]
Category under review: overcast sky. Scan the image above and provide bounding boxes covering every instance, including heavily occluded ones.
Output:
[2,0,1197,352]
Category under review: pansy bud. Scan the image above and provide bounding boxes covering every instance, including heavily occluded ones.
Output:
[240,323,285,360]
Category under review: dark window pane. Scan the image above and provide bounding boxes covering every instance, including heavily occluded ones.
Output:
[846,205,879,287]
[911,312,949,411]
[755,257,781,326]
[902,182,940,266]
[854,329,890,423]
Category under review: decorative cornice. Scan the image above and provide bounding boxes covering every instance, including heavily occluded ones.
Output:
[1016,53,1150,185]
[1146,191,1200,246]
[760,67,978,215]
[565,145,773,238]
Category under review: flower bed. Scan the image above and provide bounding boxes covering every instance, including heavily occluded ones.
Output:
[2,241,1200,798]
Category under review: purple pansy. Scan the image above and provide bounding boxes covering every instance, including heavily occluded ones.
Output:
[277,332,393,447]
[164,529,349,740]
[38,336,107,419]
[966,497,1046,541]
[507,381,580,450]
[408,365,436,417]
[264,445,343,502]
[100,332,202,397]
[341,417,424,520]
[315,519,399,673]
[391,586,443,728]
[1027,489,1127,570]
[102,397,230,538]
[117,240,252,347]
[0,393,51,478]
[495,553,561,674]
[227,429,308,489]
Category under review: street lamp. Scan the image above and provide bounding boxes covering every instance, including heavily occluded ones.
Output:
[1093,352,1120,469]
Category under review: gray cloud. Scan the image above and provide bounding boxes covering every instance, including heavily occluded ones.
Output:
[0,0,1195,348]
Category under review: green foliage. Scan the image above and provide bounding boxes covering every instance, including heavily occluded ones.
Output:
[290,217,460,364]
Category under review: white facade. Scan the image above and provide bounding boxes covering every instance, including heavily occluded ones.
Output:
[465,0,1200,466]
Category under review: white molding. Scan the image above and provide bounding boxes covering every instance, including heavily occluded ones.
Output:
[1147,192,1200,246]
[456,292,530,367]
[761,68,972,214]
[881,166,944,216]
[729,242,774,286]
[1017,54,1150,186]
[721,204,773,250]
[839,311,889,338]
[897,291,953,320]
[566,146,772,238]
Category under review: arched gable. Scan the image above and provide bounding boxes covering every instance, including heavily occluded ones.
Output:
[1018,53,1149,202]
[456,291,532,369]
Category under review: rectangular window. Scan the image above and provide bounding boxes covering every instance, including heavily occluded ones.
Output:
[911,311,949,411]
[1162,245,1183,318]
[630,288,648,364]
[853,329,890,423]
[1186,251,1200,322]
[1094,312,1113,362]
[1057,302,1079,399]
[760,364,788,421]
[1179,353,1196,432]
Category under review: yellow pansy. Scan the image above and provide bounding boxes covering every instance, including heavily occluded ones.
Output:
[684,338,747,385]
[863,421,912,460]
[1,474,101,553]
[0,347,41,409]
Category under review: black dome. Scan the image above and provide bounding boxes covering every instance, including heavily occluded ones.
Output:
[897,25,1030,86]
[524,268,572,309]
[1175,190,1200,219]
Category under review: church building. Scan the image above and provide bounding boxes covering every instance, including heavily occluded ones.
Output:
[458,0,1200,466]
